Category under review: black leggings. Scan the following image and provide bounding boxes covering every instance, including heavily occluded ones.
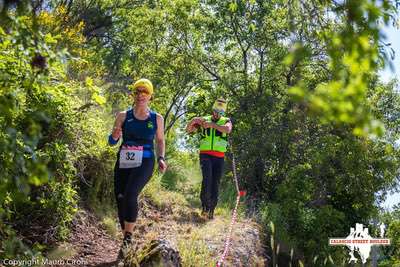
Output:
[114,157,155,230]
[200,154,225,212]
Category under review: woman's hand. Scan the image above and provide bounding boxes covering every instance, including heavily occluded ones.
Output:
[110,112,126,142]
[158,159,167,173]
[112,125,122,140]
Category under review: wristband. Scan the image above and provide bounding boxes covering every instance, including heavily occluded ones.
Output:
[108,134,119,146]
[157,156,165,162]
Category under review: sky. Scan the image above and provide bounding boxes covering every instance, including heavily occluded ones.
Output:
[380,23,400,84]
[380,23,400,210]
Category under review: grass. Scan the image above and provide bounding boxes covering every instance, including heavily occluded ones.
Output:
[177,231,215,267]
[142,173,189,210]
[89,202,120,238]
[101,216,118,238]
[46,242,77,260]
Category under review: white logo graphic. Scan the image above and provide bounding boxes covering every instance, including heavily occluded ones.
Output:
[329,223,391,263]
[380,223,386,238]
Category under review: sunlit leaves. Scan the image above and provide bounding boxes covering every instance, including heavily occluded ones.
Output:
[229,2,238,13]
[285,0,397,137]
[92,93,106,106]
[82,76,106,105]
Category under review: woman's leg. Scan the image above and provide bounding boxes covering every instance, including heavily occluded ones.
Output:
[114,163,130,235]
[123,157,155,235]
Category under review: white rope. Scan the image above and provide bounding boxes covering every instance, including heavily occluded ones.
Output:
[216,145,245,267]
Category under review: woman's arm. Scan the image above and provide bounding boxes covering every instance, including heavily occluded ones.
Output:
[156,113,167,173]
[108,111,126,146]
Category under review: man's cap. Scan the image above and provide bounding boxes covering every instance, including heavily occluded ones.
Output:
[213,98,227,113]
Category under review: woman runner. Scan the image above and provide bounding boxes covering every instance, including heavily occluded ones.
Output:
[108,78,167,257]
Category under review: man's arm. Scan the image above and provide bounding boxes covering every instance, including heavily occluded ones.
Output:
[202,120,232,134]
[186,117,204,134]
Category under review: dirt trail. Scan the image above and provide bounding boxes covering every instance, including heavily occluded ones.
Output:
[65,210,120,267]
[59,198,266,267]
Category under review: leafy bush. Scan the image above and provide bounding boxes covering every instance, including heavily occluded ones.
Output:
[0,11,110,258]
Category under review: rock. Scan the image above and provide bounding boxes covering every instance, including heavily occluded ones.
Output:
[125,239,182,267]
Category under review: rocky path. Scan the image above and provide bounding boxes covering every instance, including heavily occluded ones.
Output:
[64,210,120,267]
[56,198,266,267]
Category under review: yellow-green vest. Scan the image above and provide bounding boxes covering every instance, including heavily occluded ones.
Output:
[199,115,229,152]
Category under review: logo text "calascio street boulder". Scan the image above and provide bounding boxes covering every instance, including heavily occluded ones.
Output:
[329,223,391,264]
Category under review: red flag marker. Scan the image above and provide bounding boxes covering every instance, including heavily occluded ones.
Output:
[239,190,246,197]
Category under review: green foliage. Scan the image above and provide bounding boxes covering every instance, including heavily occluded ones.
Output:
[0,7,111,259]
[160,160,188,191]
[175,1,399,265]
[160,152,200,191]
[379,205,400,266]
[0,16,75,257]
[1,1,399,266]
[286,1,397,137]
[387,220,400,261]
[217,170,239,210]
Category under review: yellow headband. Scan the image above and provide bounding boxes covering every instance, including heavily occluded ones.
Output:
[130,78,154,95]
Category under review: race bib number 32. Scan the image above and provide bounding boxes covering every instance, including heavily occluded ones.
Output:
[119,145,143,168]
